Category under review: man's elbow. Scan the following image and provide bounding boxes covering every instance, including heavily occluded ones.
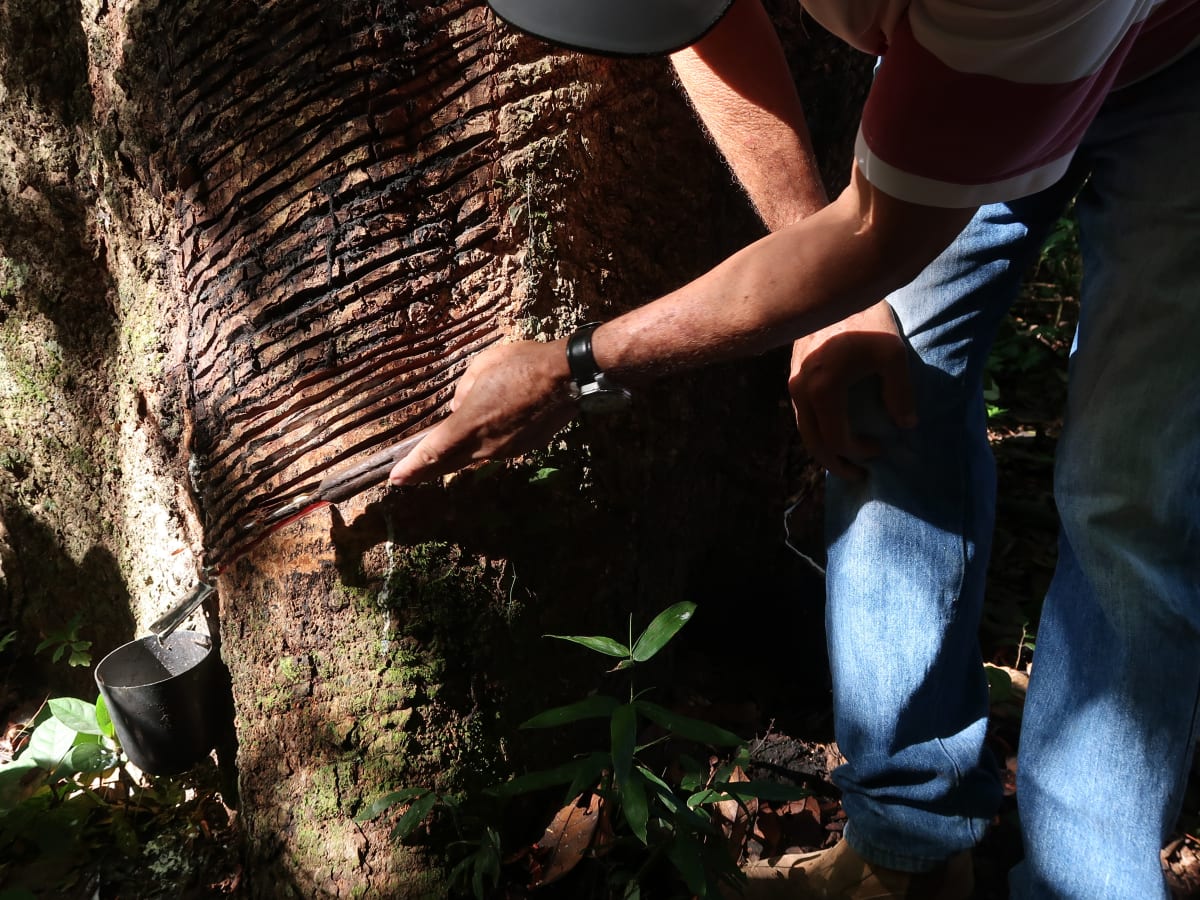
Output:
[860,196,976,290]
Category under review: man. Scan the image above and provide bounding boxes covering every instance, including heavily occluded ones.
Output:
[390,0,1200,897]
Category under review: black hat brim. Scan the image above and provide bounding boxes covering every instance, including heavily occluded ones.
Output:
[487,0,736,57]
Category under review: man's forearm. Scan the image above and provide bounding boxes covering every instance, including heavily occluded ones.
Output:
[671,0,826,230]
[589,167,974,382]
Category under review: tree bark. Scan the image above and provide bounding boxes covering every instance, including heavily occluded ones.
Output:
[0,0,868,894]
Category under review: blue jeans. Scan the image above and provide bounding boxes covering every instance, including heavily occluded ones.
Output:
[825,46,1200,898]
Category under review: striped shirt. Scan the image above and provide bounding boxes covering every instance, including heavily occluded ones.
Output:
[803,0,1200,206]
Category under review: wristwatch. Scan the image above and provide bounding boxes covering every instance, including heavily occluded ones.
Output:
[567,322,633,414]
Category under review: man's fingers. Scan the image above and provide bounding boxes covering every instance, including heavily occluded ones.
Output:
[388,420,474,486]
[787,307,914,482]
[792,394,867,481]
[448,364,482,414]
[878,348,918,429]
[791,396,824,460]
[809,381,881,462]
[823,446,866,481]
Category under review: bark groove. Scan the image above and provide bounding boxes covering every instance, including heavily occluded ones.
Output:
[132,0,521,559]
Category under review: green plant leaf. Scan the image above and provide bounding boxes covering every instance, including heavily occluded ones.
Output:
[0,757,45,809]
[0,631,16,654]
[545,634,630,658]
[564,752,611,802]
[666,828,708,896]
[630,601,696,662]
[636,765,683,815]
[610,703,637,793]
[354,787,429,823]
[635,764,674,794]
[108,808,140,857]
[458,826,501,899]
[706,780,809,805]
[64,741,114,774]
[732,780,809,803]
[634,771,716,836]
[48,698,104,736]
[675,796,720,836]
[520,694,619,729]
[677,754,705,791]
[490,753,608,799]
[0,755,37,775]
[67,645,92,667]
[622,767,649,845]
[687,787,724,808]
[634,701,742,747]
[95,696,115,739]
[21,717,76,770]
[447,851,481,900]
[391,791,438,840]
[985,665,1013,703]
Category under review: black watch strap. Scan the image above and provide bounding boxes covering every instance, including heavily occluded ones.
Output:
[566,321,632,412]
[566,321,603,386]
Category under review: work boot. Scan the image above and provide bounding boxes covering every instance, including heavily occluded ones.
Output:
[730,837,974,899]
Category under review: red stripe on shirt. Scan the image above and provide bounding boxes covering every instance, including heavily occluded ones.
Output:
[1116,0,1200,85]
[861,14,1145,186]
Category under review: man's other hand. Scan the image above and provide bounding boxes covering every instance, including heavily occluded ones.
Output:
[788,300,916,480]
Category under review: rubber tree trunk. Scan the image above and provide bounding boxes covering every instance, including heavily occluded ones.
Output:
[0,0,867,894]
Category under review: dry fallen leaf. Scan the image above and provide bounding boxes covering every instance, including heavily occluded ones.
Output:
[711,764,756,863]
[528,791,605,887]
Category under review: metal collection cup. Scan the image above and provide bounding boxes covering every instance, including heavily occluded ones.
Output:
[94,631,227,775]
[94,430,433,776]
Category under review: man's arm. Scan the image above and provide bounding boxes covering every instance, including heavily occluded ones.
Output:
[389,164,973,485]
[585,164,971,379]
[670,0,826,229]
[674,1,914,480]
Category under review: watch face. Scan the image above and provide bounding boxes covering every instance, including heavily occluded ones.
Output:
[580,385,632,414]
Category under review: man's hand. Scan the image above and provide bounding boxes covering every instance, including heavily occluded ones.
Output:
[389,339,577,486]
[788,300,916,480]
